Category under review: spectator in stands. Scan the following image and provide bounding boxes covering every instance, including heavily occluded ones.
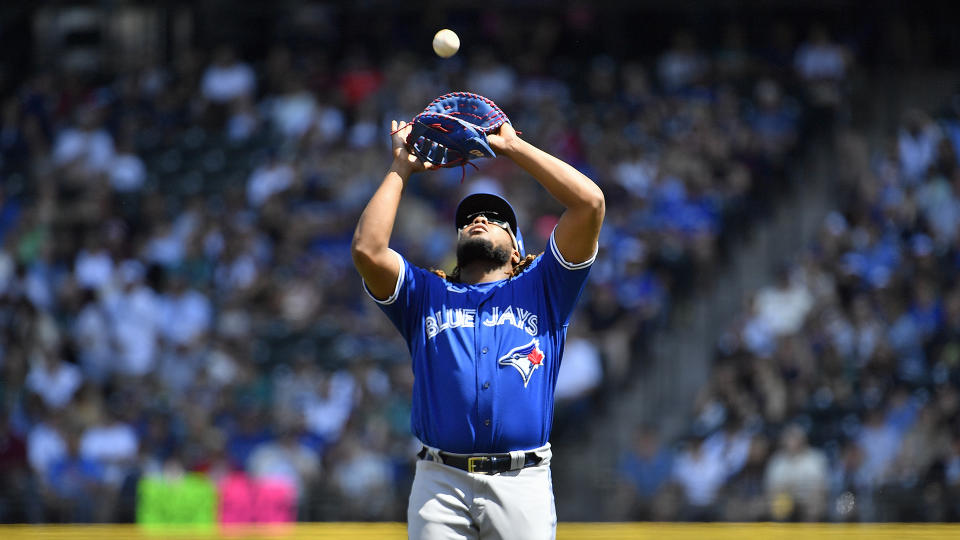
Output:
[246,151,295,208]
[156,271,211,347]
[748,79,800,160]
[671,431,727,521]
[226,96,260,142]
[754,265,814,338]
[618,425,674,520]
[657,30,709,93]
[793,23,847,123]
[225,407,272,471]
[104,261,160,378]
[247,424,321,510]
[794,24,846,83]
[764,424,828,521]
[26,408,65,481]
[43,426,107,523]
[51,105,115,184]
[329,433,394,520]
[25,349,82,411]
[303,369,356,446]
[898,109,943,184]
[720,434,771,521]
[71,288,112,382]
[554,327,604,432]
[108,132,147,193]
[200,45,255,106]
[74,234,114,292]
[79,403,139,488]
[890,404,952,487]
[703,417,752,481]
[265,75,316,140]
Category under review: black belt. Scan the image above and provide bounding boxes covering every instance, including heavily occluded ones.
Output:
[417,446,543,475]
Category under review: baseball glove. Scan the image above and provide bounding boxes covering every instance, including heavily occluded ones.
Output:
[403,92,512,168]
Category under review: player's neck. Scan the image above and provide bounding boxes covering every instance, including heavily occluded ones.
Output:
[458,261,513,284]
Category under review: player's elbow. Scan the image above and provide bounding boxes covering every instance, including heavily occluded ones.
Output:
[351,245,384,278]
[351,234,380,269]
[583,184,606,222]
[350,244,367,270]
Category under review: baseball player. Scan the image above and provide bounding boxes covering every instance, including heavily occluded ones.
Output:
[352,117,604,539]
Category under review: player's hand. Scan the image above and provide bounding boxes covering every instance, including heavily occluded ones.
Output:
[391,120,435,175]
[486,122,520,156]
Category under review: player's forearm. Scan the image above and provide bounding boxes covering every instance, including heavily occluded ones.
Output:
[351,162,411,261]
[501,138,605,214]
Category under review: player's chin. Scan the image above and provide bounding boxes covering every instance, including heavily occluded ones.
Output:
[458,234,491,250]
[456,237,511,267]
[457,229,488,246]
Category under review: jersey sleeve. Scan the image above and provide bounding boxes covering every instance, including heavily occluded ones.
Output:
[361,249,427,342]
[532,227,597,327]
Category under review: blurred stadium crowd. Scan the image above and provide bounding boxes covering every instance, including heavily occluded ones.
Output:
[617,73,960,523]
[0,3,955,525]
[0,18,811,521]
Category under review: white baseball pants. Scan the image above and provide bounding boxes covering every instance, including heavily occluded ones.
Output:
[407,447,556,540]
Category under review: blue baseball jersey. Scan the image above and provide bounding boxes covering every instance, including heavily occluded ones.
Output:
[367,230,596,454]
[364,229,595,454]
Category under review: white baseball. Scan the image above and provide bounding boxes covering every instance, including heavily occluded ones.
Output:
[433,29,460,58]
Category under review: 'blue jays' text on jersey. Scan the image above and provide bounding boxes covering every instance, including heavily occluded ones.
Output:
[364,229,595,454]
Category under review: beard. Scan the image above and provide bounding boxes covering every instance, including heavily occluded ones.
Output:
[456,236,512,268]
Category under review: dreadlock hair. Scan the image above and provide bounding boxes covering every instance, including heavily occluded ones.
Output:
[431,253,540,283]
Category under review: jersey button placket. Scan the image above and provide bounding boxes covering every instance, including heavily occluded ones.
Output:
[477,296,495,443]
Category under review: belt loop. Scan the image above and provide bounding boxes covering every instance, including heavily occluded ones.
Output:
[419,443,443,463]
[509,450,526,471]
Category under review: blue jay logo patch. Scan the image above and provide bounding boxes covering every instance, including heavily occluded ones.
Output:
[497,339,545,388]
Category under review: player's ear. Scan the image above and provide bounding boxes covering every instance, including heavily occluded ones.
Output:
[510,248,521,265]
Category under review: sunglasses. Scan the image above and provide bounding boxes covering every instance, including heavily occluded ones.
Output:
[459,212,510,232]
[458,211,519,252]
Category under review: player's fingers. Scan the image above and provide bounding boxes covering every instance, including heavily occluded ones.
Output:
[391,121,410,149]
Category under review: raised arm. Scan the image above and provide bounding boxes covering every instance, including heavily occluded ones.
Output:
[488,124,604,263]
[351,120,432,300]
